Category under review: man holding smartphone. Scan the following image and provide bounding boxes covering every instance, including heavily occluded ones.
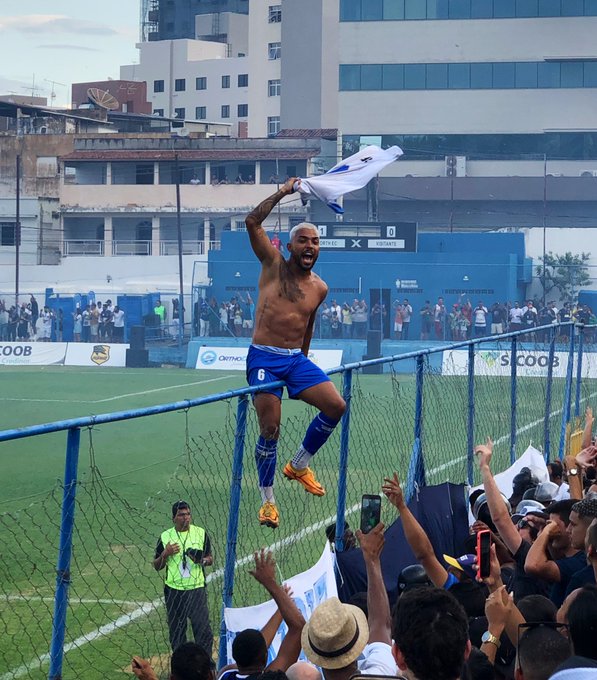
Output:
[153,501,213,653]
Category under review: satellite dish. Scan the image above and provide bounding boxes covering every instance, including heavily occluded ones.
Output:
[176,127,190,137]
[87,87,119,111]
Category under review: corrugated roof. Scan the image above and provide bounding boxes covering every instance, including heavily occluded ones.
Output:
[277,128,338,139]
[60,148,319,161]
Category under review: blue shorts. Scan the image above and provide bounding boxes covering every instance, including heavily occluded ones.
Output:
[246,345,330,400]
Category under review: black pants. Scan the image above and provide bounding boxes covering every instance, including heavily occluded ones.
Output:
[164,585,213,654]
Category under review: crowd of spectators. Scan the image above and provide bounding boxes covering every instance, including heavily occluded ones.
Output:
[132,408,597,680]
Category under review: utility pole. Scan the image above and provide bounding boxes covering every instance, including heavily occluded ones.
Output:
[15,155,21,307]
[174,151,185,347]
[542,153,547,307]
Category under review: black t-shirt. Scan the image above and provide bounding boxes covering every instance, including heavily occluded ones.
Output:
[550,551,587,607]
[565,564,596,597]
[510,539,549,600]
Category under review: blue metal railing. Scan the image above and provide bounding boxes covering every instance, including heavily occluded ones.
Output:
[1,321,593,678]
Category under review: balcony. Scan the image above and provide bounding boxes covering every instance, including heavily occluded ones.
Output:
[61,240,221,257]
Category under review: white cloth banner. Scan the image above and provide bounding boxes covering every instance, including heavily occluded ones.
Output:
[443,349,597,379]
[195,347,343,372]
[296,145,403,213]
[0,342,67,366]
[65,342,129,367]
[223,544,337,665]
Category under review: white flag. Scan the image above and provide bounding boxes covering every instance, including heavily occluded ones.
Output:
[296,145,403,214]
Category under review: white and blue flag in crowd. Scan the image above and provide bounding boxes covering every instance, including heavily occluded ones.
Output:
[295,144,403,214]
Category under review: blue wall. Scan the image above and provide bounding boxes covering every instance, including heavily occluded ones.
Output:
[204,231,531,339]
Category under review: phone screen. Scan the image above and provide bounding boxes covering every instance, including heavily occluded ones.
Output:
[477,530,491,579]
[360,494,381,534]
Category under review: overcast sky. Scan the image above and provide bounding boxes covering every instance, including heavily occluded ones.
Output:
[0,1,140,107]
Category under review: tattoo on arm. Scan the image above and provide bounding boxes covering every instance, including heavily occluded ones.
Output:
[246,190,286,228]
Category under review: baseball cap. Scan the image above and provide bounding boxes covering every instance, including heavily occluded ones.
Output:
[443,553,477,580]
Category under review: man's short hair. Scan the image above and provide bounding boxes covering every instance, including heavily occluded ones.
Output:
[172,500,190,518]
[516,595,557,623]
[448,580,489,618]
[325,521,348,543]
[465,647,495,680]
[392,587,469,680]
[548,460,564,480]
[546,499,578,526]
[171,642,214,680]
[568,584,597,660]
[232,629,267,669]
[517,625,571,680]
[572,497,597,521]
[289,222,318,241]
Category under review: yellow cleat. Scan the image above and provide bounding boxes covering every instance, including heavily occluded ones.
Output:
[283,462,326,496]
[258,501,280,529]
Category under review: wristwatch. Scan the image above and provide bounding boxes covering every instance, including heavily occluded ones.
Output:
[481,631,501,648]
[568,467,579,476]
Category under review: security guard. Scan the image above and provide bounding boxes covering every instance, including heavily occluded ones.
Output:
[154,501,213,653]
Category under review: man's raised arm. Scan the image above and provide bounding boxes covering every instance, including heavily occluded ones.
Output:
[245,178,297,263]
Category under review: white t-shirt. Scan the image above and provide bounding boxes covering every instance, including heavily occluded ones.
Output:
[357,642,398,676]
[509,307,524,323]
[473,307,487,326]
[113,310,125,328]
[554,482,570,501]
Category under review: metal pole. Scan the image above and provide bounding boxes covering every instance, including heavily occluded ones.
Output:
[335,369,353,552]
[542,153,547,308]
[48,427,81,680]
[15,154,21,306]
[218,395,249,668]
[510,336,517,465]
[174,151,185,348]
[558,330,575,461]
[467,343,475,486]
[543,327,556,461]
[404,354,426,504]
[574,328,584,420]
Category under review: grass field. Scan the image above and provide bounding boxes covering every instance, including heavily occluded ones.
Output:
[0,363,593,679]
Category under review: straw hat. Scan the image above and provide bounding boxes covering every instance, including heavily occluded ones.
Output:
[301,597,369,670]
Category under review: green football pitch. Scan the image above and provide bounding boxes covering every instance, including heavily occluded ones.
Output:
[0,364,589,679]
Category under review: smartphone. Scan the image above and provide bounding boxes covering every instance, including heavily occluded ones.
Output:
[476,529,491,580]
[360,494,381,534]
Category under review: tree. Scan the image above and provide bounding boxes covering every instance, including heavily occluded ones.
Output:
[536,251,591,303]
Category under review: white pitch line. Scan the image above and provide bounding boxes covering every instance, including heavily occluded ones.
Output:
[0,376,236,405]
[4,390,596,680]
[3,595,148,607]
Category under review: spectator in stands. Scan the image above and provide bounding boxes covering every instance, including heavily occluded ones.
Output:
[473,301,488,337]
[102,300,114,341]
[89,303,99,344]
[515,623,572,680]
[132,641,215,680]
[508,301,523,334]
[341,302,353,339]
[285,662,321,680]
[392,587,470,680]
[72,306,82,342]
[271,233,282,251]
[370,301,386,336]
[419,301,432,340]
[209,298,219,336]
[81,304,91,342]
[0,301,8,340]
[330,310,341,339]
[324,521,356,552]
[554,584,597,672]
[153,500,213,654]
[55,308,62,342]
[548,460,570,501]
[219,302,228,335]
[319,303,331,339]
[233,303,243,336]
[434,296,446,340]
[351,299,368,339]
[400,299,412,340]
[393,301,403,340]
[303,523,397,678]
[29,295,39,331]
[522,301,538,338]
[489,302,507,335]
[112,305,125,342]
[17,303,31,340]
[154,299,166,338]
[240,293,255,337]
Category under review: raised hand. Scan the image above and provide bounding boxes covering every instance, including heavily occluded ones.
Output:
[356,522,385,562]
[475,437,494,469]
[382,473,405,509]
[249,548,277,587]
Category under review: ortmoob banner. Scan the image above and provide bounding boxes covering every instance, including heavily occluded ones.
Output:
[0,342,67,366]
[196,346,343,371]
[442,349,597,378]
[223,544,337,665]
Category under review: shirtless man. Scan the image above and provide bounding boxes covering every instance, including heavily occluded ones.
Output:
[245,179,346,529]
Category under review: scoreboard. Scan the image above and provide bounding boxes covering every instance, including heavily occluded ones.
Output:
[315,221,417,252]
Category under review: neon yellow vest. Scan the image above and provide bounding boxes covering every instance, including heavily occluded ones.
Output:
[161,525,206,590]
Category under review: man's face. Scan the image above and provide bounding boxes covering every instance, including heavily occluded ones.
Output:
[173,507,191,531]
[567,511,589,551]
[288,227,320,271]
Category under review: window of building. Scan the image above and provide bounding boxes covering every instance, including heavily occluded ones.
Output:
[154,108,164,116]
[382,64,404,89]
[268,79,281,96]
[195,77,207,90]
[515,62,538,88]
[267,116,280,137]
[174,107,186,119]
[268,42,281,60]
[426,63,448,89]
[339,64,361,90]
[268,4,282,22]
[238,73,249,87]
[339,0,597,19]
[0,222,16,246]
[361,64,383,89]
[174,78,186,91]
[237,104,248,117]
[221,105,230,118]
[561,61,584,87]
[537,62,560,88]
[195,106,207,119]
[448,63,470,89]
[222,75,230,88]
[154,79,165,93]
[404,64,426,89]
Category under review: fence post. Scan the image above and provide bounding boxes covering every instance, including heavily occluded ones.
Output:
[574,328,584,420]
[510,336,517,466]
[335,369,353,552]
[558,330,575,461]
[404,355,425,504]
[543,328,556,461]
[218,394,249,668]
[48,427,81,680]
[467,343,475,486]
